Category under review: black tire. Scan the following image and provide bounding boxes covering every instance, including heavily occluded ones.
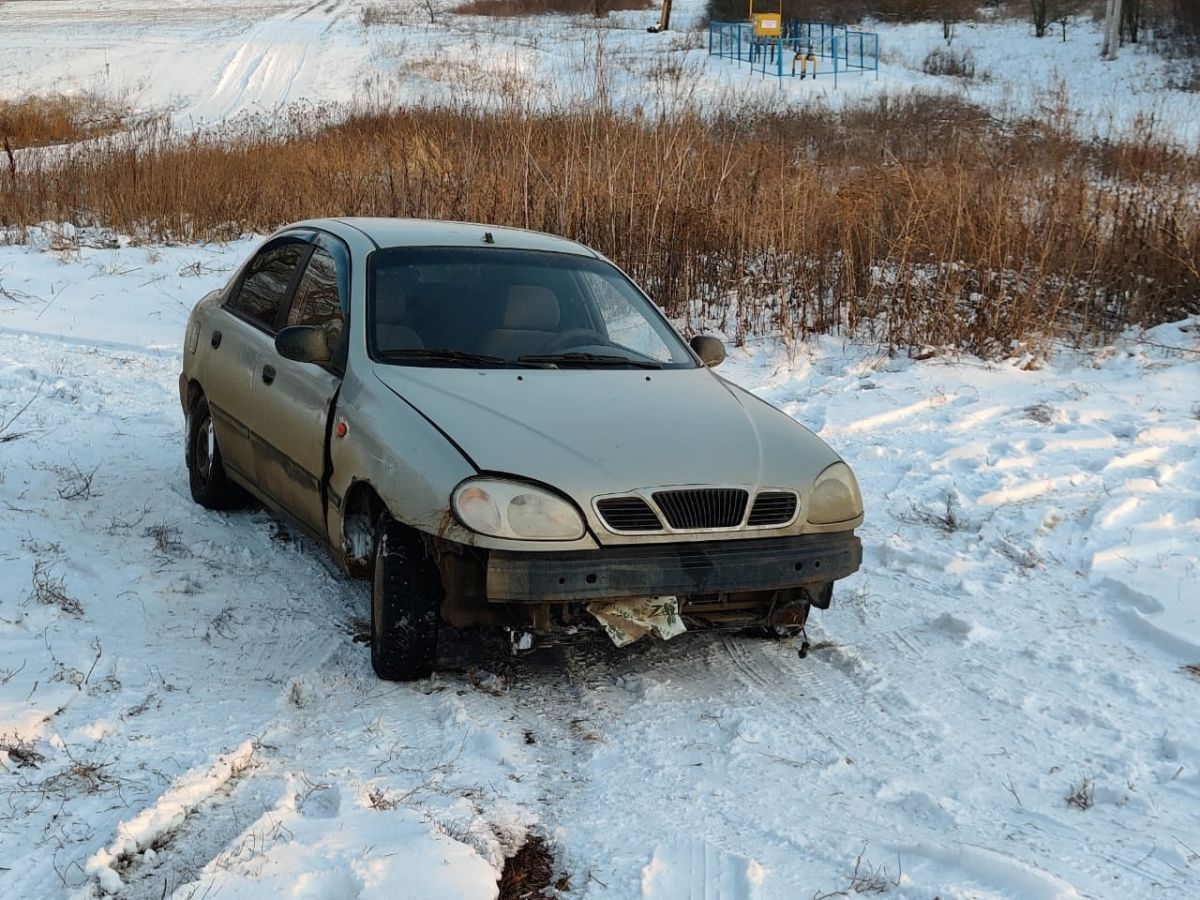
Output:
[186,394,246,510]
[371,515,443,681]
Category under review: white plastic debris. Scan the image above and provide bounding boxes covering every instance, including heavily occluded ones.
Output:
[587,597,686,647]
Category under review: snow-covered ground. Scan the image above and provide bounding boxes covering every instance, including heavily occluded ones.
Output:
[1,231,1198,899]
[3,0,1199,142]
[3,1,1200,897]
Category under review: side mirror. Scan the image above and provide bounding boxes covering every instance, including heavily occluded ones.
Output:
[690,335,726,368]
[275,325,331,365]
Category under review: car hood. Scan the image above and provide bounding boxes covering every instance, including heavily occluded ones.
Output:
[372,365,840,513]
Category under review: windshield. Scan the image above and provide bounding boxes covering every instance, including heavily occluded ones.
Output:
[367,246,697,369]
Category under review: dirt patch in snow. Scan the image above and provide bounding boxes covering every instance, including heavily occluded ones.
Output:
[498,834,566,900]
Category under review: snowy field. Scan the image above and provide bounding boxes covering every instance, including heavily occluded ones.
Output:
[1,234,1198,899]
[2,0,1200,898]
[3,0,1199,142]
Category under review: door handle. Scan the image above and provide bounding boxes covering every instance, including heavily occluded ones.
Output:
[261,365,276,385]
[211,330,222,349]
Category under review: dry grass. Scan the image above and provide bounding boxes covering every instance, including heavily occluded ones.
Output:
[0,733,46,769]
[30,561,84,618]
[0,93,127,150]
[922,46,976,78]
[813,845,902,898]
[360,3,412,25]
[454,0,650,16]
[2,93,1197,355]
[498,834,563,899]
[1066,777,1095,810]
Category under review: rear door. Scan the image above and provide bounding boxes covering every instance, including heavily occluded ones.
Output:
[205,237,310,487]
[249,235,349,538]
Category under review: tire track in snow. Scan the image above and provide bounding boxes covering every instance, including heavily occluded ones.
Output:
[84,617,354,898]
[500,640,776,896]
[481,632,946,896]
[185,1,348,122]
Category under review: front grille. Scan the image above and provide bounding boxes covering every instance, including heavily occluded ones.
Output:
[747,491,799,526]
[596,497,662,532]
[652,488,748,530]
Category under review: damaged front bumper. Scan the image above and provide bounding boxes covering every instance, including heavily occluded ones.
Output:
[484,532,862,604]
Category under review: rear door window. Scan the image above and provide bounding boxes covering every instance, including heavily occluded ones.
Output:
[227,242,308,332]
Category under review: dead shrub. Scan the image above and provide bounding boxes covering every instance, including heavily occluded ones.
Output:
[40,757,121,797]
[0,733,46,769]
[454,0,650,15]
[360,3,411,25]
[814,845,902,898]
[1066,777,1095,810]
[55,462,98,500]
[899,493,961,532]
[922,46,976,77]
[367,786,399,810]
[30,561,83,617]
[0,390,38,443]
[1,94,1197,356]
[0,93,127,150]
[145,521,184,555]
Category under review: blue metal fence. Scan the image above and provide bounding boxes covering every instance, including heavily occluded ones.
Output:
[707,21,880,86]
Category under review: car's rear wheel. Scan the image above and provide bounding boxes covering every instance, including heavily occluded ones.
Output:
[371,514,443,681]
[186,394,245,510]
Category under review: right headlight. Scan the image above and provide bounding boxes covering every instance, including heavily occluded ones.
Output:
[451,477,585,541]
[808,462,863,525]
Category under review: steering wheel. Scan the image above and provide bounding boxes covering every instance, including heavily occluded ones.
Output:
[546,328,608,352]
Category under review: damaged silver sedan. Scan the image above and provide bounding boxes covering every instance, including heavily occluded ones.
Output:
[180,218,864,680]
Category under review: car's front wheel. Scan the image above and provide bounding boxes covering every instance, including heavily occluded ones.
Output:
[371,515,443,681]
[186,394,245,510]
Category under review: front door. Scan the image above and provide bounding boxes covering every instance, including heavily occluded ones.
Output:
[250,238,348,538]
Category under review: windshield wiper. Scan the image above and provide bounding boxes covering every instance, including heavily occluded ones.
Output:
[379,348,534,368]
[517,352,663,369]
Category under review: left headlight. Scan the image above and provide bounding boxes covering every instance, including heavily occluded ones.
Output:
[451,478,585,541]
[808,462,863,525]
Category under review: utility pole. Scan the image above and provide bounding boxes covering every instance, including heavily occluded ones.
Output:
[1102,0,1123,60]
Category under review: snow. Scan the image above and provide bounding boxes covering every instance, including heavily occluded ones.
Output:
[2,234,1198,899]
[3,0,1198,143]
[2,1,1200,897]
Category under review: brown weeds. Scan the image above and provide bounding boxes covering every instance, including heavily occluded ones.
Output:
[454,0,650,15]
[498,834,560,900]
[2,94,1197,355]
[0,94,127,150]
[0,733,45,769]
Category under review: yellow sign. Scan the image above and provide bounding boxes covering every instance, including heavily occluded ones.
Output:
[753,13,781,37]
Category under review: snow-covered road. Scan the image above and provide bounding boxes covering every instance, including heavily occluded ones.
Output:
[1,235,1197,899]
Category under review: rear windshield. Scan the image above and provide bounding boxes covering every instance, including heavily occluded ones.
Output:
[366,246,696,370]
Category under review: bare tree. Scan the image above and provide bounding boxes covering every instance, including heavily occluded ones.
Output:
[936,0,976,43]
[1122,0,1142,43]
[1031,0,1050,37]
[1102,0,1123,57]
[1051,0,1089,43]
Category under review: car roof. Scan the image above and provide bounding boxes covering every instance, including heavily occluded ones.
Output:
[286,217,599,258]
